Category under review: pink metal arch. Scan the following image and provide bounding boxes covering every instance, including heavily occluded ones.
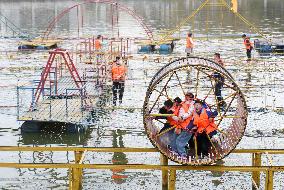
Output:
[42,0,153,40]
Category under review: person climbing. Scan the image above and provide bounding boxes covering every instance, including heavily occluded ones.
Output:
[111,56,127,106]
[185,32,194,56]
[95,35,102,51]
[213,53,226,110]
[192,99,218,158]
[242,34,253,61]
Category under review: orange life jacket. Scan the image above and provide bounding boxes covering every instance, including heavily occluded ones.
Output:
[167,105,180,126]
[193,108,217,134]
[111,64,127,81]
[176,102,193,129]
[186,37,194,48]
[95,39,102,50]
[243,37,252,50]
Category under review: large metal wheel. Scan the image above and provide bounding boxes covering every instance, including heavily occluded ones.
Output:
[143,57,248,165]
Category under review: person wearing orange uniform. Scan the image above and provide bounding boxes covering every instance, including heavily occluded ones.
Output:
[185,33,194,56]
[242,34,253,61]
[192,99,218,157]
[169,95,195,159]
[111,57,127,105]
[95,35,102,51]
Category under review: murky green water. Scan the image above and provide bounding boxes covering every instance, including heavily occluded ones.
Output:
[0,0,284,189]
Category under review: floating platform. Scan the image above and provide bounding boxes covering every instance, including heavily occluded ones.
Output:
[18,38,61,50]
[254,39,284,55]
[17,49,112,133]
[137,38,179,54]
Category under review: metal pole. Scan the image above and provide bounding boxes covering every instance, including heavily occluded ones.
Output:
[160,153,168,190]
[265,170,274,190]
[252,153,262,190]
[72,151,83,190]
[169,170,176,190]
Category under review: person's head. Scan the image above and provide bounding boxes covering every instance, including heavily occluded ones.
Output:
[242,34,246,39]
[185,91,194,102]
[214,53,221,59]
[115,56,121,65]
[164,99,174,110]
[188,33,192,37]
[173,97,182,106]
[194,99,204,112]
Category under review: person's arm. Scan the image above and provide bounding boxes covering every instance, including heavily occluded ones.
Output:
[189,38,194,45]
[181,104,194,120]
[207,109,218,122]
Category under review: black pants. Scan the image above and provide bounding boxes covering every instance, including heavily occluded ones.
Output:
[112,81,125,105]
[197,131,217,157]
[246,48,252,60]
[215,83,223,102]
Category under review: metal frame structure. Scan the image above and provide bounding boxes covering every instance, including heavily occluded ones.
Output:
[41,0,154,41]
[143,57,248,165]
[157,0,269,44]
[0,146,282,190]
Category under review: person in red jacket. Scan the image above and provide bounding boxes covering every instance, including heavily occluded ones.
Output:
[111,57,127,106]
[242,34,253,61]
[185,32,194,56]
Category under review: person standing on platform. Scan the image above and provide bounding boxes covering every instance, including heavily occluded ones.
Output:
[242,34,253,61]
[95,35,102,51]
[111,56,127,106]
[185,33,194,56]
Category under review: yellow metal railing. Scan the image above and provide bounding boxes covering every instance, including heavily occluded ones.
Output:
[0,147,284,190]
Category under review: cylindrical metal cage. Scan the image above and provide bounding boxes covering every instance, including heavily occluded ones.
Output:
[143,57,248,165]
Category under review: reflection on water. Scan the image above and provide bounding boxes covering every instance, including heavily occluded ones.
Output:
[0,0,283,189]
[111,129,128,184]
[19,128,91,145]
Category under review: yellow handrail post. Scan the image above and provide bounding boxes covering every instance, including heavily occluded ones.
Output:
[252,153,262,190]
[265,170,274,190]
[73,151,84,190]
[69,168,74,190]
[160,153,168,190]
[169,169,176,190]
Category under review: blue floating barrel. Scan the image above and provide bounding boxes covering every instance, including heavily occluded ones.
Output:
[260,44,272,53]
[36,45,48,50]
[254,39,272,55]
[18,45,33,50]
[138,45,152,53]
[159,44,173,54]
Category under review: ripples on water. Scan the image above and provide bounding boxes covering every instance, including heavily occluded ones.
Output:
[0,0,284,189]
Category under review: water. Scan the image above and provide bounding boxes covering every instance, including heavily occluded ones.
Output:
[0,0,284,189]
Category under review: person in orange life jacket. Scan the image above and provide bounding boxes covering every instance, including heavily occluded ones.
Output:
[111,56,127,106]
[185,32,194,56]
[192,99,218,157]
[95,35,102,51]
[181,91,195,119]
[169,96,195,158]
[156,99,179,146]
[242,34,253,61]
[213,53,226,109]
[157,99,176,133]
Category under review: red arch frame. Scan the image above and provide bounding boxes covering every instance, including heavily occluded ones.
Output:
[42,0,153,40]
